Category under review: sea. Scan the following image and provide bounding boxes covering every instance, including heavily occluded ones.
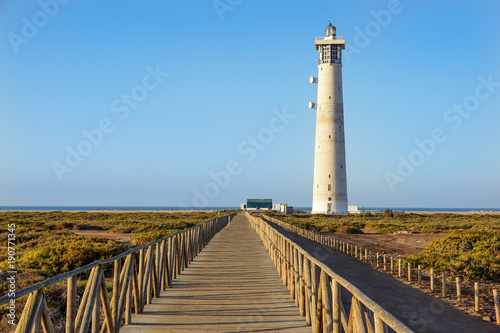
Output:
[0,206,498,212]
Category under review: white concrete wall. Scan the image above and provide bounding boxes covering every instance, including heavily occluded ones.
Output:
[311,62,348,214]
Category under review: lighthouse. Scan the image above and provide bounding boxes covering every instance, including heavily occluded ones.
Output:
[309,23,348,214]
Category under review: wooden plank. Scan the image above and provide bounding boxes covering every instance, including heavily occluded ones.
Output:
[119,214,308,333]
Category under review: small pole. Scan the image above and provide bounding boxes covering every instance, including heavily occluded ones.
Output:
[376,253,380,268]
[383,255,387,271]
[493,289,499,325]
[398,259,402,278]
[417,265,422,285]
[430,268,435,292]
[441,272,446,298]
[456,277,462,303]
[390,257,394,274]
[475,282,480,313]
[364,249,368,262]
[408,262,411,282]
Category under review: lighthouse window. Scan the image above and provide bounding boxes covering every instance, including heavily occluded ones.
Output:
[329,174,331,178]
[329,96,331,99]
[328,197,332,201]
[328,184,331,191]
[329,135,331,139]
[338,87,340,91]
[341,165,343,168]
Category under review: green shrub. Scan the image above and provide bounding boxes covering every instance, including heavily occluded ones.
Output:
[404,231,500,281]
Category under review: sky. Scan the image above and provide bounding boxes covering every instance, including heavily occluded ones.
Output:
[1,0,500,208]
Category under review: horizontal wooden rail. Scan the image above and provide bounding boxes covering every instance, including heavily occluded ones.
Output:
[3,213,236,333]
[247,212,413,333]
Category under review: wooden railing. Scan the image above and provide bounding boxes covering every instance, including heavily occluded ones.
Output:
[262,214,500,325]
[0,213,236,333]
[247,212,413,333]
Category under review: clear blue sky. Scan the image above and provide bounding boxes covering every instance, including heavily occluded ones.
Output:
[1,0,500,208]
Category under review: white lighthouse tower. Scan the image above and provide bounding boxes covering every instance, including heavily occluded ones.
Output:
[309,23,348,214]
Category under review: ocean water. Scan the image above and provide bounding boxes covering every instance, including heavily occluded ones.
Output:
[0,206,232,211]
[0,206,498,212]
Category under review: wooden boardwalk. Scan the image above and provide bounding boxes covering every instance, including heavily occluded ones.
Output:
[120,214,310,332]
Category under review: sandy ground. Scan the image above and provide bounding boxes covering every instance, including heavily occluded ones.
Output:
[328,231,450,255]
[71,230,135,243]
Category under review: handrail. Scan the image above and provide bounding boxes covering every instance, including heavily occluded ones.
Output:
[2,212,236,332]
[246,212,413,333]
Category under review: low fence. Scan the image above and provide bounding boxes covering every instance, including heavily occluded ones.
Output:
[262,214,500,325]
[0,213,236,333]
[246,212,413,333]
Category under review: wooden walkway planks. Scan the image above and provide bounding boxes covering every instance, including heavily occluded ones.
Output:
[120,213,310,332]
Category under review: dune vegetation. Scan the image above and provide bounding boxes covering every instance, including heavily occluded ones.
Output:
[267,210,500,281]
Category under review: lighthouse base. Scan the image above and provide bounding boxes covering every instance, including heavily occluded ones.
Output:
[311,200,349,215]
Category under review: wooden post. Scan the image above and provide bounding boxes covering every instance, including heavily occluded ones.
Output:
[417,265,422,285]
[111,259,121,323]
[138,249,144,304]
[370,251,373,265]
[92,286,101,333]
[374,314,386,333]
[66,276,77,333]
[441,272,446,298]
[456,277,462,303]
[475,282,479,313]
[75,267,97,331]
[408,262,411,282]
[383,255,387,271]
[430,268,435,292]
[390,257,394,274]
[313,267,322,333]
[293,247,300,307]
[398,259,402,278]
[299,253,305,317]
[321,271,333,333]
[16,290,43,333]
[376,253,379,268]
[304,257,312,325]
[365,249,368,262]
[40,296,55,333]
[99,273,115,333]
[311,265,320,332]
[125,273,133,325]
[493,289,499,325]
